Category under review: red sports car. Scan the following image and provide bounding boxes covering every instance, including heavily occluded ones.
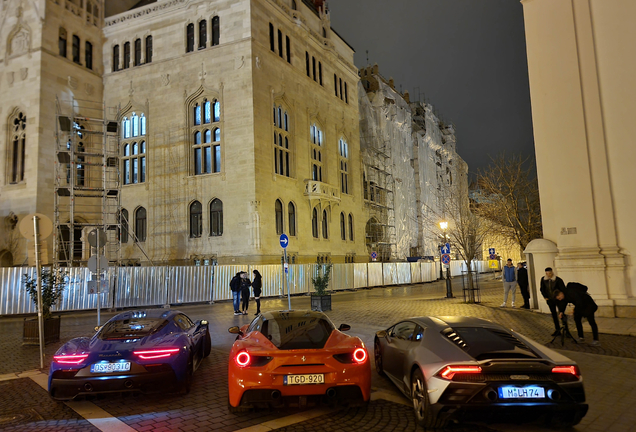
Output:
[227,310,371,412]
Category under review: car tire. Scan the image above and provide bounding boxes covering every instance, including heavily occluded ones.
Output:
[228,399,250,414]
[411,368,445,430]
[203,331,212,357]
[181,356,194,394]
[374,338,385,376]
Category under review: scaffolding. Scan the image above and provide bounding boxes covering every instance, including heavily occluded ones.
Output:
[53,97,121,268]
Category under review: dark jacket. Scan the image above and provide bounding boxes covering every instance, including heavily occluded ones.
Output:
[230,274,241,292]
[557,282,598,317]
[240,277,252,294]
[252,272,262,297]
[540,276,566,300]
[517,267,528,287]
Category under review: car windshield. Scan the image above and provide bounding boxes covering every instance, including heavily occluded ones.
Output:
[98,318,168,340]
[448,327,539,360]
[261,315,334,350]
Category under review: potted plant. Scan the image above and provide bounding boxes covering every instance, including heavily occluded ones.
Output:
[22,268,67,345]
[311,260,333,312]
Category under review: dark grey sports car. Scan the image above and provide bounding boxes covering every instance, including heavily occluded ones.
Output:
[374,316,588,429]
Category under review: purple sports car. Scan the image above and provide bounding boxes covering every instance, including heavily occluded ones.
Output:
[48,309,211,400]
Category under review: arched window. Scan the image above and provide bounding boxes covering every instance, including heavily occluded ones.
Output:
[85,41,93,70]
[292,0,297,10]
[112,45,119,71]
[277,29,283,58]
[123,41,131,68]
[285,36,290,63]
[305,52,310,77]
[190,201,202,238]
[119,209,129,243]
[340,212,346,240]
[134,38,141,66]
[274,105,291,177]
[312,208,318,238]
[186,23,194,52]
[348,214,354,241]
[339,138,349,194]
[212,16,220,46]
[8,110,26,184]
[59,28,67,57]
[210,199,223,236]
[135,207,147,242]
[275,199,284,235]
[198,19,207,49]
[310,123,323,182]
[140,114,146,136]
[286,202,296,236]
[322,209,328,239]
[132,113,139,137]
[145,35,153,63]
[269,23,275,52]
[192,98,221,175]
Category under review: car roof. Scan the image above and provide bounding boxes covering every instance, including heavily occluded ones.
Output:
[260,310,328,321]
[407,316,507,332]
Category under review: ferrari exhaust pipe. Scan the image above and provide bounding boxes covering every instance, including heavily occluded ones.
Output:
[124,380,134,389]
[484,389,497,401]
[84,383,93,392]
[326,388,337,399]
[547,389,561,401]
[271,390,281,400]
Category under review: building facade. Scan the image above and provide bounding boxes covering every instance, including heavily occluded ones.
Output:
[522,0,636,317]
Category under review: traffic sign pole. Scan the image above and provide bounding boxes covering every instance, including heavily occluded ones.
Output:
[280,234,291,310]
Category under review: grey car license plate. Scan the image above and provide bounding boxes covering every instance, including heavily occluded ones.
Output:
[498,386,545,399]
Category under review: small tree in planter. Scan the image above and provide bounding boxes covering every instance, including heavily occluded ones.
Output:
[311,260,332,312]
[22,268,68,345]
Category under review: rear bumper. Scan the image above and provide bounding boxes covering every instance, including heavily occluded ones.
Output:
[432,402,589,424]
[49,370,177,400]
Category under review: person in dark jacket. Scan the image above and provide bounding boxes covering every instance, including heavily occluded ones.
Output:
[539,267,567,336]
[239,272,252,315]
[517,262,530,309]
[252,270,262,316]
[554,282,599,345]
[230,272,242,316]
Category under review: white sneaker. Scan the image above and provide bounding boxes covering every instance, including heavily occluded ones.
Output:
[500,303,506,308]
[511,302,515,308]
[578,337,585,343]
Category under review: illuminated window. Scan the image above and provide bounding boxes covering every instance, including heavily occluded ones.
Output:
[192,98,221,175]
[310,123,323,182]
[121,112,147,185]
[339,138,349,194]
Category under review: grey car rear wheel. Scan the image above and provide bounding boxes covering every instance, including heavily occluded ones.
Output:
[411,368,445,430]
[374,338,385,376]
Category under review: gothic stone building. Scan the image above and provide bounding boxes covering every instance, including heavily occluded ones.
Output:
[0,0,366,265]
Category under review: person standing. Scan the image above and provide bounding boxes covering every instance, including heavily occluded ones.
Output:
[240,271,252,315]
[252,270,262,316]
[540,267,567,336]
[501,259,518,308]
[230,272,242,316]
[517,262,530,309]
[553,282,600,345]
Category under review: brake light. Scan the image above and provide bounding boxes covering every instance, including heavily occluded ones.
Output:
[353,348,367,364]
[133,348,180,360]
[437,365,482,380]
[236,351,251,367]
[53,354,89,365]
[552,365,580,378]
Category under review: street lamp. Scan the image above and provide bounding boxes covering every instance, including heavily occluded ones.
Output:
[439,221,454,298]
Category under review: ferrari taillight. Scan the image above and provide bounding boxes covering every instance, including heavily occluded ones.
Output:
[353,348,367,364]
[133,348,180,360]
[53,354,89,365]
[437,365,482,380]
[552,365,580,378]
[236,351,251,367]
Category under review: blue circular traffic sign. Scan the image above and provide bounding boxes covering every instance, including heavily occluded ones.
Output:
[279,234,289,248]
[489,254,497,260]
[441,254,451,265]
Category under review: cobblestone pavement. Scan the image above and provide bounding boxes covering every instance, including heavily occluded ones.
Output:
[1,277,635,432]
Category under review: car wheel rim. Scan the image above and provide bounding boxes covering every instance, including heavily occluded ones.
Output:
[374,341,382,372]
[412,376,426,419]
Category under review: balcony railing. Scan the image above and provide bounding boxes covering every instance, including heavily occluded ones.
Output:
[304,180,340,206]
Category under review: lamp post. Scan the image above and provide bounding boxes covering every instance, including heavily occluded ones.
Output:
[439,221,453,298]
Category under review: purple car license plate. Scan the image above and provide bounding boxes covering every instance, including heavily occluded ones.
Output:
[498,386,545,399]
[90,361,131,373]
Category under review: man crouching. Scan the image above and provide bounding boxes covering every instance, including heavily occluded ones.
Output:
[553,283,600,346]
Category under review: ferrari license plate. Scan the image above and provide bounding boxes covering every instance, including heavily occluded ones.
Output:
[284,374,325,385]
[498,386,545,399]
[90,362,131,373]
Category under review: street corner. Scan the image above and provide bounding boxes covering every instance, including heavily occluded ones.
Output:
[0,376,98,432]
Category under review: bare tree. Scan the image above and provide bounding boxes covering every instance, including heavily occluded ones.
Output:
[475,154,543,252]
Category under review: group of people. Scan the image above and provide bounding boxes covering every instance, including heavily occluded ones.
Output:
[229,270,262,316]
[501,259,531,309]
[501,259,600,345]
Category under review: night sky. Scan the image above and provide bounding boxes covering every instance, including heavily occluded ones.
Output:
[329,0,534,174]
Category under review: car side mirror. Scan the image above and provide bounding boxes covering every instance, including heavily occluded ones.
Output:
[94,326,100,332]
[338,324,351,332]
[228,326,244,336]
